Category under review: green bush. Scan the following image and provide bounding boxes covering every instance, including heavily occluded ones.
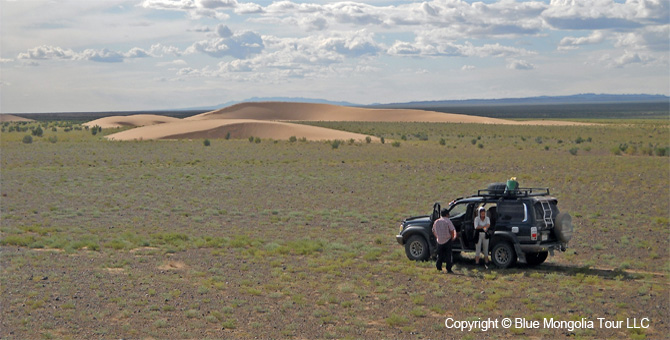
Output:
[471,139,477,145]
[439,138,446,145]
[225,132,231,140]
[289,136,297,143]
[32,126,43,137]
[22,135,33,144]
[365,136,372,144]
[391,141,401,147]
[203,139,211,146]
[380,137,385,144]
[569,147,579,155]
[331,140,341,149]
[254,137,261,143]
[48,136,58,143]
[248,136,254,142]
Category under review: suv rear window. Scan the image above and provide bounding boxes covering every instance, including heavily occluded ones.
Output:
[498,202,527,222]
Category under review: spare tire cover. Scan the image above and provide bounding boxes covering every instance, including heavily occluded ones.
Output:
[554,212,573,243]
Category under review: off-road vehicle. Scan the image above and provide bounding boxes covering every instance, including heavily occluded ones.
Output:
[395,183,573,268]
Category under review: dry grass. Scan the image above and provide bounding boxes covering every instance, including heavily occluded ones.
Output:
[1,119,668,339]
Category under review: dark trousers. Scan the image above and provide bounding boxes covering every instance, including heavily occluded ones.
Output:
[436,240,453,271]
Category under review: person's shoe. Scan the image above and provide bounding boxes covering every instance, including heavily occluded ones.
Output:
[446,269,454,274]
[484,263,489,269]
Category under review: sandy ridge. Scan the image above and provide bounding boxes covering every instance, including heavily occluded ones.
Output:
[99,102,593,141]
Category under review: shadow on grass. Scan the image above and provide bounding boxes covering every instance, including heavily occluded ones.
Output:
[451,254,660,281]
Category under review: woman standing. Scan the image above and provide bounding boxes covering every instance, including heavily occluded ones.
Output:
[474,207,490,267]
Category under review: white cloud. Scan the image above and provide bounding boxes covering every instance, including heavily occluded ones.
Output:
[558,31,606,50]
[507,59,535,70]
[17,45,77,60]
[461,65,476,71]
[17,45,152,63]
[187,29,264,59]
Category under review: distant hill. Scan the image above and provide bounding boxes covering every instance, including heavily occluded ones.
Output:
[372,94,669,107]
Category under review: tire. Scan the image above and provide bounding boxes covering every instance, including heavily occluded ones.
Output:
[405,235,429,261]
[554,212,573,243]
[491,241,516,268]
[525,251,548,266]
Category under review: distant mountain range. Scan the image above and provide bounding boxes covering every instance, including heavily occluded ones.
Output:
[371,93,669,108]
[180,93,668,111]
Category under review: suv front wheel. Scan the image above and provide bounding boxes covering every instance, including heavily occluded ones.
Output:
[491,241,517,268]
[405,235,429,261]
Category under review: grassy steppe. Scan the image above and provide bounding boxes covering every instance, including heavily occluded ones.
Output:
[1,121,668,339]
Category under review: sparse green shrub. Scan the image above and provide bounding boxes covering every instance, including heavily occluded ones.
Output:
[655,147,668,157]
[254,137,261,143]
[203,139,211,146]
[477,143,484,149]
[365,136,372,144]
[439,138,446,145]
[32,126,43,137]
[248,136,254,142]
[380,137,385,144]
[471,139,477,145]
[535,136,543,144]
[391,141,401,147]
[331,140,341,149]
[575,136,584,144]
[386,314,409,327]
[48,136,57,143]
[348,138,355,145]
[22,135,33,144]
[289,136,297,143]
[401,134,407,140]
[225,132,231,140]
[544,146,549,151]
[569,148,578,155]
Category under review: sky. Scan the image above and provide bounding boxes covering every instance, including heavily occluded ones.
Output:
[0,0,668,113]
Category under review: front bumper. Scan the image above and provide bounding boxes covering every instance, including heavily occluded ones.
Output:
[395,234,404,245]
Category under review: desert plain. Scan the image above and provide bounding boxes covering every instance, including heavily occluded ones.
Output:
[1,102,668,339]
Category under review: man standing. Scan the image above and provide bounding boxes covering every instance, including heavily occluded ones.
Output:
[432,208,457,273]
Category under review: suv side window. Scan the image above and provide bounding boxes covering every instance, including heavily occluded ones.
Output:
[498,202,528,223]
[449,203,468,219]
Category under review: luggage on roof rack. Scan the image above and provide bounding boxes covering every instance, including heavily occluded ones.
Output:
[478,184,550,198]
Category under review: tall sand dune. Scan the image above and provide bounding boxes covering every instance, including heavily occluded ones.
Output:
[106,119,380,142]
[188,102,591,126]
[83,114,181,129]
[0,114,34,122]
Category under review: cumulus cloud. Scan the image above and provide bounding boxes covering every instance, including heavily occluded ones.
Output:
[601,50,655,68]
[17,45,152,63]
[188,30,264,59]
[319,30,381,57]
[558,31,605,50]
[17,45,77,60]
[542,0,668,30]
[506,59,535,70]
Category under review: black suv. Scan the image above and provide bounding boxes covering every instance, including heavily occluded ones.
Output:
[395,184,573,268]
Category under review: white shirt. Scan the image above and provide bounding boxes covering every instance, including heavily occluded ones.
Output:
[474,216,490,230]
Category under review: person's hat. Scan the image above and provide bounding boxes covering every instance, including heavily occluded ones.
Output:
[478,207,486,212]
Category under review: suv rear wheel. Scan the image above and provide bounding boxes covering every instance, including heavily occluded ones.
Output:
[525,251,548,266]
[491,241,516,268]
[405,235,429,261]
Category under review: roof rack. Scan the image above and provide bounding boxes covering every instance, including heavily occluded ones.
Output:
[476,187,550,198]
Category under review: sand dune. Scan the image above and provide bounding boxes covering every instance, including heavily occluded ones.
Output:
[106,119,380,142]
[83,114,181,129]
[98,101,592,141]
[187,102,591,126]
[0,114,34,122]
